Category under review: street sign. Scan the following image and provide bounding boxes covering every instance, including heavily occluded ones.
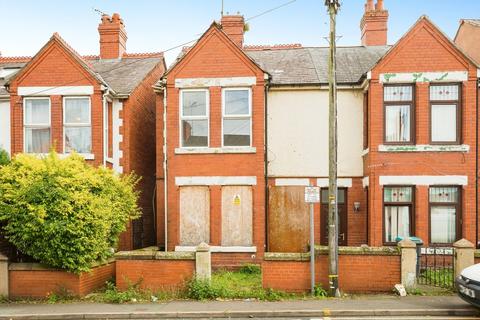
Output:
[305,186,320,203]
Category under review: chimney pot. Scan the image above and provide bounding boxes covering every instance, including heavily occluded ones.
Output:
[376,0,384,11]
[366,0,375,11]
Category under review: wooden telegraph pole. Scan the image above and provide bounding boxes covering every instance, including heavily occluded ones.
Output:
[325,0,340,297]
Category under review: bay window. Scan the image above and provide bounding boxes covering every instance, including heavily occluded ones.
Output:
[222,88,251,147]
[430,84,461,144]
[384,85,414,144]
[429,186,460,244]
[180,89,209,147]
[384,186,414,243]
[64,97,91,154]
[24,98,51,153]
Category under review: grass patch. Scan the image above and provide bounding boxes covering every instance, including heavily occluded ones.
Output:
[186,266,291,301]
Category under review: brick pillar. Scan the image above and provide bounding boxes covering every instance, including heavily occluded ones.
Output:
[196,242,211,281]
[453,238,475,278]
[0,253,8,297]
[398,239,417,288]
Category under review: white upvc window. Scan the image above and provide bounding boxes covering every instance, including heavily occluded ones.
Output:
[63,96,92,154]
[24,97,51,153]
[180,89,209,148]
[222,88,252,147]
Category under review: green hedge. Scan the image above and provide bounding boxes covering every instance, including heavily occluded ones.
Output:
[0,152,141,273]
[0,149,9,166]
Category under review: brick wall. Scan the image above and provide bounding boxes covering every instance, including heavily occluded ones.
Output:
[262,252,400,293]
[365,17,478,247]
[116,259,194,291]
[9,262,115,298]
[120,58,165,250]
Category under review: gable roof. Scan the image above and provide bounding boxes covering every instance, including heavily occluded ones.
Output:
[371,15,479,73]
[247,46,389,86]
[159,22,267,84]
[0,34,165,97]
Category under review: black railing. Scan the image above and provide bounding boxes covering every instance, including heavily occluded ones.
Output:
[417,246,455,289]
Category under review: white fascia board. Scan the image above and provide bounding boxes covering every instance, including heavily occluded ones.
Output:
[379,176,468,186]
[378,144,470,153]
[379,71,468,84]
[175,176,257,186]
[275,178,310,186]
[18,86,94,96]
[175,77,257,88]
[477,69,480,79]
[175,246,257,253]
[317,178,353,188]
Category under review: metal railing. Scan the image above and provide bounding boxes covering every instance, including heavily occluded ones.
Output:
[417,246,455,289]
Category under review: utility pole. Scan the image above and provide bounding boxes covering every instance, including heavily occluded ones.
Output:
[325,0,340,297]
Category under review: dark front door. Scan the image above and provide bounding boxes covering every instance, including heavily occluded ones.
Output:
[321,188,348,246]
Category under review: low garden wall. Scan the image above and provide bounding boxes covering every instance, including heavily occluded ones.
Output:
[262,246,401,293]
[9,260,115,298]
[115,248,195,291]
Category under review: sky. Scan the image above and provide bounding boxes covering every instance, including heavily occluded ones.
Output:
[1,0,480,65]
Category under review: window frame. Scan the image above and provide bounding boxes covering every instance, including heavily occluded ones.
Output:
[221,87,252,148]
[428,185,462,246]
[429,83,462,145]
[23,97,51,153]
[382,185,415,245]
[179,88,210,148]
[62,96,92,154]
[383,84,416,145]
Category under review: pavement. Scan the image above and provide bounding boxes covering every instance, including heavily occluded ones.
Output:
[0,295,479,319]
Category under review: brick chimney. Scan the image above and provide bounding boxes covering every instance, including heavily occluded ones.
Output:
[221,15,245,47]
[360,0,389,46]
[98,13,127,59]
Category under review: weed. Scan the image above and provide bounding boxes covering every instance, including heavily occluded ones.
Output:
[313,284,328,298]
[239,264,261,275]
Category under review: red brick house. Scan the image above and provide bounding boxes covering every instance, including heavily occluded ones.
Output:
[0,13,166,251]
[154,17,267,267]
[152,0,480,264]
[364,15,478,247]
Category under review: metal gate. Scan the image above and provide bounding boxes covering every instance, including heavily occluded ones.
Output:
[417,246,455,289]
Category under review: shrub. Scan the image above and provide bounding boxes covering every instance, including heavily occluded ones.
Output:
[0,149,10,166]
[0,152,141,273]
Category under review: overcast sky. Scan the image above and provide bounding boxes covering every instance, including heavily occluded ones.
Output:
[1,0,479,65]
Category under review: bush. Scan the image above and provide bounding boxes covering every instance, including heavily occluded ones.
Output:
[0,149,10,166]
[0,152,141,273]
[239,263,261,275]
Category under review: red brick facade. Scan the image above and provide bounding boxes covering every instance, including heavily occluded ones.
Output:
[157,23,266,260]
[364,17,478,247]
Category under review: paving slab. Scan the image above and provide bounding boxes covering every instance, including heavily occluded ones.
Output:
[0,295,478,319]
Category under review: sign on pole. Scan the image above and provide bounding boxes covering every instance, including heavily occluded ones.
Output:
[305,186,320,203]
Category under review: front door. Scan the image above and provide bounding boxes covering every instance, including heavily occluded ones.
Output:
[321,188,348,246]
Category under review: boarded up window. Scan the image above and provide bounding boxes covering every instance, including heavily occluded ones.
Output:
[221,186,253,246]
[180,186,210,245]
[268,186,309,253]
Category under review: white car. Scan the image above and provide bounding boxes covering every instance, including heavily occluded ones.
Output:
[456,263,480,308]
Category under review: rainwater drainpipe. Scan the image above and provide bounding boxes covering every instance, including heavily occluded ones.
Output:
[162,80,168,252]
[102,86,109,167]
[476,78,479,248]
[264,74,270,252]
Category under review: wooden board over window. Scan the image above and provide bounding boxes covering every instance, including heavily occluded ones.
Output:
[268,186,309,253]
[221,186,253,246]
[179,186,210,245]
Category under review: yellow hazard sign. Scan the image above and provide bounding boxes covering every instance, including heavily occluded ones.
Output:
[233,194,241,206]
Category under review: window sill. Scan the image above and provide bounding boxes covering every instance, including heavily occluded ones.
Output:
[378,144,470,153]
[29,153,95,160]
[105,157,114,164]
[175,147,256,154]
[175,246,257,253]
